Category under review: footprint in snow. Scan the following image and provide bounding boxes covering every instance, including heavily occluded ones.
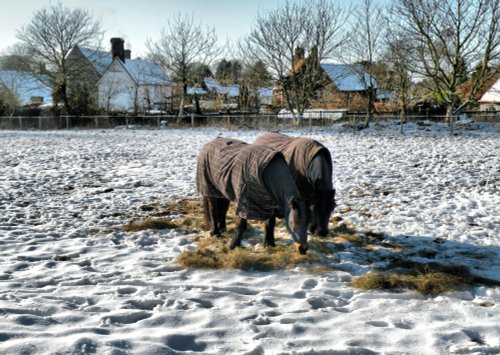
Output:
[122,299,164,311]
[102,310,152,325]
[301,279,318,289]
[116,287,137,295]
[259,298,278,308]
[366,320,390,327]
[187,298,214,309]
[164,334,207,352]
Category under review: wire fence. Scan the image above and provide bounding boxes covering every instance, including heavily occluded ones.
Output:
[0,111,498,131]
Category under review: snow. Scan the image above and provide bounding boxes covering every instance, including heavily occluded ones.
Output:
[0,121,499,354]
[320,64,378,91]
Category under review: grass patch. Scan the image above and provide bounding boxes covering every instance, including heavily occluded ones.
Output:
[352,264,474,296]
[177,236,312,271]
[123,218,180,232]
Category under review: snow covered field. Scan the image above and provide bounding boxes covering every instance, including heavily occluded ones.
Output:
[0,121,499,354]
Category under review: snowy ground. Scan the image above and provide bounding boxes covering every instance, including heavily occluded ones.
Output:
[0,121,499,354]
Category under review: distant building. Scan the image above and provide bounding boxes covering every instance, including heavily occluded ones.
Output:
[186,77,272,111]
[0,70,52,107]
[66,45,114,84]
[478,76,500,111]
[98,38,172,112]
[315,63,378,110]
[280,47,380,111]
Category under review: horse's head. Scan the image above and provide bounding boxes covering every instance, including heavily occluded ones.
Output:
[285,196,309,254]
[312,188,336,237]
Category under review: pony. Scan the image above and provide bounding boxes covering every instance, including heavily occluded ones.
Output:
[254,132,336,237]
[196,137,309,254]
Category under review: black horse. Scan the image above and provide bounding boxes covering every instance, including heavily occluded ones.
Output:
[254,132,336,237]
[196,137,309,254]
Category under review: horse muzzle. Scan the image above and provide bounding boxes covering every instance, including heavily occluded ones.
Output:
[294,242,309,255]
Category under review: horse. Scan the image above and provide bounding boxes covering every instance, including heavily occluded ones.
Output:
[254,132,336,237]
[196,137,309,254]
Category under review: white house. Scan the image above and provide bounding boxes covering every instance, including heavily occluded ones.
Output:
[478,77,500,111]
[97,38,172,112]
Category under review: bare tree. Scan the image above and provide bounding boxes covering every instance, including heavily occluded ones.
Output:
[347,0,386,128]
[390,0,500,133]
[243,0,349,125]
[16,2,103,114]
[146,14,218,116]
[383,37,414,133]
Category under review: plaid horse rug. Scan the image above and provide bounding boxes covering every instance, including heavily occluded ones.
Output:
[254,132,333,200]
[196,137,283,220]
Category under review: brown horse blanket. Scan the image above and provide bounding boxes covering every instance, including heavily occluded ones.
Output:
[254,132,332,199]
[196,137,282,220]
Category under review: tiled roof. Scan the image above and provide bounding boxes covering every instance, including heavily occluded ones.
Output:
[77,47,113,75]
[479,78,500,103]
[204,77,239,97]
[0,70,52,105]
[121,59,171,85]
[320,63,378,91]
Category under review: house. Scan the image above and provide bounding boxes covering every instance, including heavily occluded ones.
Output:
[316,63,378,110]
[281,47,380,111]
[66,45,114,84]
[97,38,172,112]
[0,70,52,107]
[187,77,274,111]
[478,76,500,111]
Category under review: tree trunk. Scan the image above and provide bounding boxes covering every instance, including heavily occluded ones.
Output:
[446,106,455,135]
[399,109,405,134]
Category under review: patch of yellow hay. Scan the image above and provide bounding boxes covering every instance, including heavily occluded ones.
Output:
[123,218,179,232]
[352,270,473,296]
[177,236,312,271]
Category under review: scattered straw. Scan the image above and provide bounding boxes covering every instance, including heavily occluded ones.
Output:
[177,237,312,271]
[352,269,473,296]
[123,218,179,232]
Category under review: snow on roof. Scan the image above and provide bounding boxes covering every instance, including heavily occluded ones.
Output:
[187,87,208,95]
[121,59,171,85]
[478,77,500,103]
[376,90,395,100]
[204,77,239,97]
[77,47,113,75]
[320,63,378,91]
[0,70,52,105]
[258,87,273,98]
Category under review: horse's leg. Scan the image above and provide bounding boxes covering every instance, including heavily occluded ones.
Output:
[206,197,221,236]
[308,202,318,234]
[264,215,276,247]
[230,217,247,249]
[217,198,230,232]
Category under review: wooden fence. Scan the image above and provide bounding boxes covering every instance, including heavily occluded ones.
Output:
[0,111,498,130]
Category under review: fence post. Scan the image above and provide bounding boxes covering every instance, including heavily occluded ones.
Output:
[94,116,99,128]
[38,116,42,130]
[66,116,70,129]
[191,113,195,128]
[18,117,23,129]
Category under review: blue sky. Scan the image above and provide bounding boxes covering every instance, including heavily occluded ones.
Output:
[0,0,286,57]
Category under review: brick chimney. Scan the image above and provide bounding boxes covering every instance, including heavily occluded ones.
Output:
[110,37,125,62]
[124,49,131,60]
[292,47,305,73]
